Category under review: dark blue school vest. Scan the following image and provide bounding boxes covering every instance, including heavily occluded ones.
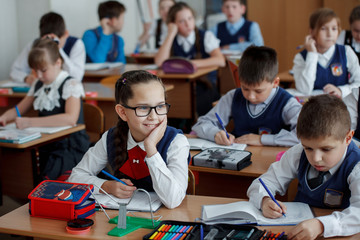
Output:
[295,141,360,208]
[231,87,292,137]
[34,76,84,124]
[171,29,209,59]
[106,126,189,191]
[86,27,119,63]
[344,30,360,62]
[300,44,349,89]
[63,36,78,56]
[155,19,162,49]
[217,20,252,47]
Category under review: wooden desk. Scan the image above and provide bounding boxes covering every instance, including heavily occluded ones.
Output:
[84,64,218,120]
[0,124,85,199]
[0,195,355,240]
[190,146,289,199]
[278,70,295,88]
[126,52,156,64]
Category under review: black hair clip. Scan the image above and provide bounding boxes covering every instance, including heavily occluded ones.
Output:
[122,78,126,85]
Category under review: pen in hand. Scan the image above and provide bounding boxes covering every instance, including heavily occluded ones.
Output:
[101,170,128,186]
[259,178,286,217]
[15,105,21,117]
[215,112,230,139]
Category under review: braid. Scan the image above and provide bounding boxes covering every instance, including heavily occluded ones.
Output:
[112,70,165,173]
[113,117,129,178]
[194,27,202,59]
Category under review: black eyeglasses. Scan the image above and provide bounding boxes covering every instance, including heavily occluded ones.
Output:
[122,103,171,117]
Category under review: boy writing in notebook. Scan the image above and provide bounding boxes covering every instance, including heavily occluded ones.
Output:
[247,94,360,239]
[83,1,126,63]
[191,46,301,147]
[210,0,264,52]
[10,12,85,84]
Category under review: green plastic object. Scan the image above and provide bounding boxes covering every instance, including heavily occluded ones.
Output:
[108,216,160,237]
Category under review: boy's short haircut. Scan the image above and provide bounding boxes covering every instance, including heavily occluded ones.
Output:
[98,1,126,20]
[309,8,341,36]
[297,94,351,141]
[39,12,66,38]
[349,6,360,24]
[221,0,246,5]
[238,46,278,86]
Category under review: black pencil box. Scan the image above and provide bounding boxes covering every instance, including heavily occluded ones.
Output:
[143,220,287,240]
[192,148,252,171]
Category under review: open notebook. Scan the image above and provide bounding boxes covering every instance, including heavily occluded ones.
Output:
[0,123,72,134]
[187,138,246,151]
[0,128,41,144]
[91,191,162,212]
[201,201,314,226]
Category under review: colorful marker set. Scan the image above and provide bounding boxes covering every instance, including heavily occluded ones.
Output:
[259,230,286,240]
[148,224,197,240]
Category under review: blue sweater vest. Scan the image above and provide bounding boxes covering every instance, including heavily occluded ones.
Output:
[63,36,78,56]
[171,29,209,59]
[34,76,84,124]
[355,88,360,140]
[300,44,348,89]
[217,20,252,47]
[106,126,188,191]
[86,28,119,63]
[231,87,292,137]
[295,141,360,208]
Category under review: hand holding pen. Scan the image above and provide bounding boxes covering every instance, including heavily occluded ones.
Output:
[259,178,287,218]
[101,170,136,199]
[214,112,234,145]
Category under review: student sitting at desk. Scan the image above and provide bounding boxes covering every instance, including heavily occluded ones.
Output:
[68,70,190,209]
[83,1,126,64]
[10,12,85,85]
[136,0,175,52]
[155,2,225,116]
[247,94,360,239]
[0,39,90,181]
[337,5,360,62]
[191,46,301,147]
[292,8,360,98]
[210,0,264,53]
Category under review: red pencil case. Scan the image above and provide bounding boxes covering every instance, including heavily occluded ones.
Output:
[28,180,95,221]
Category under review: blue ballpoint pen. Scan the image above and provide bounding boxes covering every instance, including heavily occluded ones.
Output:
[101,170,128,186]
[15,105,21,117]
[259,178,286,217]
[215,112,230,139]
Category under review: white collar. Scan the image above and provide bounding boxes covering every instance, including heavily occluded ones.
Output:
[33,71,69,111]
[176,30,196,47]
[127,130,146,152]
[318,44,335,60]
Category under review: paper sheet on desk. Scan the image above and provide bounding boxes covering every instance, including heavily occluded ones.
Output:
[0,123,72,134]
[92,191,162,212]
[0,80,29,87]
[188,138,246,151]
[85,62,123,71]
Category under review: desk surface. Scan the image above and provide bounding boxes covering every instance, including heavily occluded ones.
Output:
[0,124,85,149]
[190,145,288,177]
[0,195,353,240]
[84,64,218,80]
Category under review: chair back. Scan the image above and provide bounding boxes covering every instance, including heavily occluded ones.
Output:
[83,102,105,143]
[218,59,241,95]
[187,169,196,195]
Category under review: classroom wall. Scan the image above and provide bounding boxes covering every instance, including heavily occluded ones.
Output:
[0,0,20,80]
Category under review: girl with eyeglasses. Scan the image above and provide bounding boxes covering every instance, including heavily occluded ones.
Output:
[69,70,190,209]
